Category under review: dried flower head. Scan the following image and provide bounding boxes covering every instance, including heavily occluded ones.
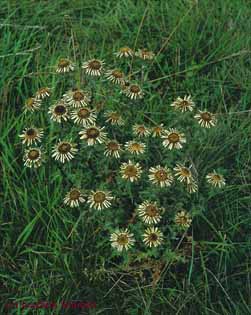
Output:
[194,110,217,128]
[120,160,142,182]
[105,69,125,85]
[124,84,144,100]
[137,201,163,225]
[104,140,123,158]
[124,140,146,155]
[82,59,104,76]
[162,128,186,150]
[104,111,125,126]
[64,89,91,108]
[135,48,155,60]
[120,80,130,92]
[206,171,226,188]
[87,190,113,210]
[63,188,85,208]
[79,125,107,146]
[23,147,44,168]
[24,97,42,113]
[56,58,75,73]
[110,228,135,252]
[132,124,151,137]
[19,127,44,146]
[151,124,166,137]
[48,101,69,123]
[149,165,174,188]
[115,47,134,58]
[143,227,163,248]
[52,140,78,163]
[170,95,195,112]
[174,163,194,184]
[70,107,97,126]
[186,180,198,193]
[175,210,192,228]
[35,87,51,100]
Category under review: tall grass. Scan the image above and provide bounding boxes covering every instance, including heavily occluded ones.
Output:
[1,1,251,314]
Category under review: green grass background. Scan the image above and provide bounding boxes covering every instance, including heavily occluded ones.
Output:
[1,0,251,314]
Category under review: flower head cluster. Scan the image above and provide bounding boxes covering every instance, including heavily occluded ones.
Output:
[19,50,226,261]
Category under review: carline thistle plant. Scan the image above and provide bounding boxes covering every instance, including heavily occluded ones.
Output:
[19,46,226,274]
